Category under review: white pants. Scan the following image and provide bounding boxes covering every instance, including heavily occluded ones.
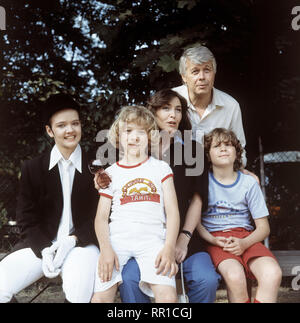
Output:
[94,222,176,297]
[0,245,99,303]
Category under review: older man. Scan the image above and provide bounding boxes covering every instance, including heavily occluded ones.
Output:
[173,44,247,166]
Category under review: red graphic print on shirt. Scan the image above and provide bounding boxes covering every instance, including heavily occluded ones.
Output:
[120,178,160,205]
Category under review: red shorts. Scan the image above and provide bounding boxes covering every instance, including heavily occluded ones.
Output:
[206,227,277,279]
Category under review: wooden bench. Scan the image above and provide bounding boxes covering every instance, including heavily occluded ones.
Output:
[245,250,300,300]
[176,250,300,302]
[272,250,300,277]
[0,252,63,303]
[2,250,300,302]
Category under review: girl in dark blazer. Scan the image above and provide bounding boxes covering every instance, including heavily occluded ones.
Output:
[0,94,99,303]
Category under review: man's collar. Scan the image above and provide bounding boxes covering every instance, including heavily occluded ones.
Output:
[49,144,82,173]
[181,86,223,111]
[211,88,224,109]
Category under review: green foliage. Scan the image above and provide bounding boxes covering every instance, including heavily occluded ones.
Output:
[157,55,178,73]
[177,0,197,10]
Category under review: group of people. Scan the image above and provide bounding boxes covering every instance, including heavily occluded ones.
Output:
[0,45,282,303]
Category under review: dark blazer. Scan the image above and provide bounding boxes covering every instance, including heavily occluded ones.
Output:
[16,147,98,258]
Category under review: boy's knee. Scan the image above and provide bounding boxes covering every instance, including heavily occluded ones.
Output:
[154,287,177,303]
[157,293,178,303]
[162,294,178,303]
[270,264,282,283]
[275,265,283,283]
[91,293,101,303]
[258,263,282,286]
[91,293,110,303]
[224,268,246,286]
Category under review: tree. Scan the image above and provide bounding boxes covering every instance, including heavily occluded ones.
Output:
[0,0,256,172]
[0,0,299,240]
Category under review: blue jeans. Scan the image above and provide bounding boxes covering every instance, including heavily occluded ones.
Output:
[119,252,220,303]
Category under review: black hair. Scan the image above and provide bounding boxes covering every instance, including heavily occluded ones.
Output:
[43,93,80,127]
[146,89,192,132]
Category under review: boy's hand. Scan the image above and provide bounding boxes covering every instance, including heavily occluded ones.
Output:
[213,236,228,248]
[94,170,111,190]
[223,236,246,256]
[155,245,178,278]
[98,247,119,282]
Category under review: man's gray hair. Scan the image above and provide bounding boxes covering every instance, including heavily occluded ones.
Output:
[179,44,217,76]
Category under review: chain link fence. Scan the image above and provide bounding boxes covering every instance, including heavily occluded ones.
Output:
[253,149,300,250]
[264,151,300,164]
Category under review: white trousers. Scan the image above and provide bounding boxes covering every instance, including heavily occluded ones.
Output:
[0,245,99,303]
[94,222,176,297]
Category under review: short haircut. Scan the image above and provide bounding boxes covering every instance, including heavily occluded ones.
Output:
[146,88,192,131]
[179,44,217,76]
[204,128,243,171]
[108,105,159,150]
[42,93,80,127]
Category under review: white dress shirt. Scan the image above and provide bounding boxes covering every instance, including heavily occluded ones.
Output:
[49,144,82,241]
[173,85,247,166]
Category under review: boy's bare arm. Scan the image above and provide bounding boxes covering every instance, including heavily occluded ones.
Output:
[94,196,119,282]
[155,177,180,277]
[162,176,180,247]
[94,196,112,248]
[197,222,227,248]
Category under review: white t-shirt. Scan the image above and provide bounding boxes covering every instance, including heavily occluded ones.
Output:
[99,157,173,226]
[202,171,269,232]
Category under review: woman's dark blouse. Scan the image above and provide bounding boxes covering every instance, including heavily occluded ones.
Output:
[162,139,208,257]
